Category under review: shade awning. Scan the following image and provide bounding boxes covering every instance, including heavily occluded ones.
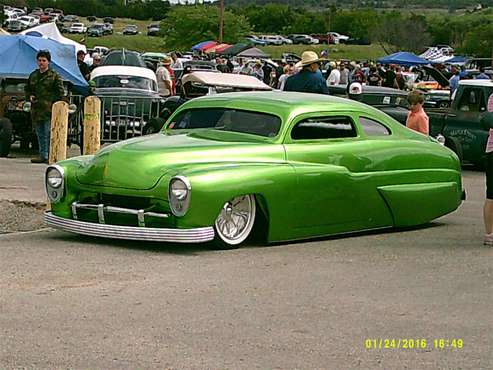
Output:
[191,40,217,51]
[20,22,86,54]
[204,43,231,53]
[217,43,250,56]
[236,47,269,58]
[378,51,429,66]
[0,35,88,90]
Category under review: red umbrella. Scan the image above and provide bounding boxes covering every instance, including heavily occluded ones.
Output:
[199,41,219,51]
[205,43,231,53]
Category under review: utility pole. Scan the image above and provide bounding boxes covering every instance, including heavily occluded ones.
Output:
[219,0,224,43]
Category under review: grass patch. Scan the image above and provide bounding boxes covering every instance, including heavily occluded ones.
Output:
[64,17,165,52]
[63,17,386,59]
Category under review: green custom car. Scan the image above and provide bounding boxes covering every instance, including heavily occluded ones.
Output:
[44,92,463,248]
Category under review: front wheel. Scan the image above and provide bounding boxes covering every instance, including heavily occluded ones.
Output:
[213,194,256,249]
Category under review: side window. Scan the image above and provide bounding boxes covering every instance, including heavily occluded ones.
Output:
[359,117,391,136]
[291,116,357,140]
[458,88,485,112]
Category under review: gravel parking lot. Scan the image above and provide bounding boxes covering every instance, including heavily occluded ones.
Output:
[0,170,491,369]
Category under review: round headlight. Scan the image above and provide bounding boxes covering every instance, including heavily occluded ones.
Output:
[169,176,191,217]
[47,167,63,188]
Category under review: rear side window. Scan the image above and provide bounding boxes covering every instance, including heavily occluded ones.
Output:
[359,117,391,136]
[291,116,357,140]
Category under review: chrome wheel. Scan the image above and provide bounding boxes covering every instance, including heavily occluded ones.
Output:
[214,195,256,247]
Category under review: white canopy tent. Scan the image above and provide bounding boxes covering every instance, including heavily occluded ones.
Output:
[20,22,86,54]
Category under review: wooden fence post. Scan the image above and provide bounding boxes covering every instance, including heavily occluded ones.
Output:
[49,101,69,165]
[83,96,101,155]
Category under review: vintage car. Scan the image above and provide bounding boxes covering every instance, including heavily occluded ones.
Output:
[44,92,463,249]
[146,71,272,133]
[89,65,164,142]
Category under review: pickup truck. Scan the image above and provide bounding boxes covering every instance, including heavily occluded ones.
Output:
[426,79,493,167]
[329,79,493,167]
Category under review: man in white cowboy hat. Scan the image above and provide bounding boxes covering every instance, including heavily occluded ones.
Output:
[156,56,173,97]
[284,51,329,94]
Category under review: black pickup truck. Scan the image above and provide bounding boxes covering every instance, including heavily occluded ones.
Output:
[330,80,493,167]
[426,79,493,167]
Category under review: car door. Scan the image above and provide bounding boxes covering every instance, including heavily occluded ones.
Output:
[283,113,394,234]
[445,86,489,164]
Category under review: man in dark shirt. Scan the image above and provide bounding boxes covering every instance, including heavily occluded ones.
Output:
[77,50,91,81]
[25,50,65,163]
[383,64,397,88]
[284,51,329,95]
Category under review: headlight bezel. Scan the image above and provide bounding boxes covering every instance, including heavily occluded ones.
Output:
[45,165,65,203]
[168,176,191,217]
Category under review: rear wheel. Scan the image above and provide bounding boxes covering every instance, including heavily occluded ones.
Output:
[213,194,256,249]
[0,118,12,157]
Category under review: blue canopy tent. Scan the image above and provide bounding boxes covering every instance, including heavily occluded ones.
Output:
[378,51,429,66]
[0,35,88,93]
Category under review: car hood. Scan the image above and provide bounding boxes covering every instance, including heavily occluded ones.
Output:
[76,131,285,190]
[423,66,450,88]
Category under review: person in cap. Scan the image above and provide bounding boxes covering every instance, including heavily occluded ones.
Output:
[156,56,173,97]
[77,50,90,81]
[326,61,341,86]
[284,51,329,94]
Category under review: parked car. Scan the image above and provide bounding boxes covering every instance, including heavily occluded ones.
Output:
[288,34,319,44]
[102,22,113,35]
[147,23,160,36]
[123,24,138,35]
[151,71,272,132]
[0,77,75,157]
[43,91,463,249]
[346,37,371,45]
[5,20,24,32]
[18,15,39,28]
[259,35,291,45]
[87,23,104,37]
[310,33,333,44]
[328,32,350,44]
[63,15,79,23]
[244,35,267,46]
[426,79,493,167]
[102,16,113,24]
[89,65,164,142]
[141,52,168,71]
[69,22,87,34]
[86,15,96,22]
[101,49,147,68]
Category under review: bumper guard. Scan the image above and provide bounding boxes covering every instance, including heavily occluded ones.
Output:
[44,212,215,243]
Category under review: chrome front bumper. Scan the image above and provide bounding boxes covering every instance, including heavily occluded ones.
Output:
[44,212,215,243]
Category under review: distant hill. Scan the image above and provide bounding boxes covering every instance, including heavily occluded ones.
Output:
[224,0,493,9]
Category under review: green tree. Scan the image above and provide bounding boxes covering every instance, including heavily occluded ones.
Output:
[160,5,251,50]
[459,23,493,57]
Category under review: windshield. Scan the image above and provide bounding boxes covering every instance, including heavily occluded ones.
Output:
[2,81,27,94]
[93,75,155,91]
[167,108,281,138]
